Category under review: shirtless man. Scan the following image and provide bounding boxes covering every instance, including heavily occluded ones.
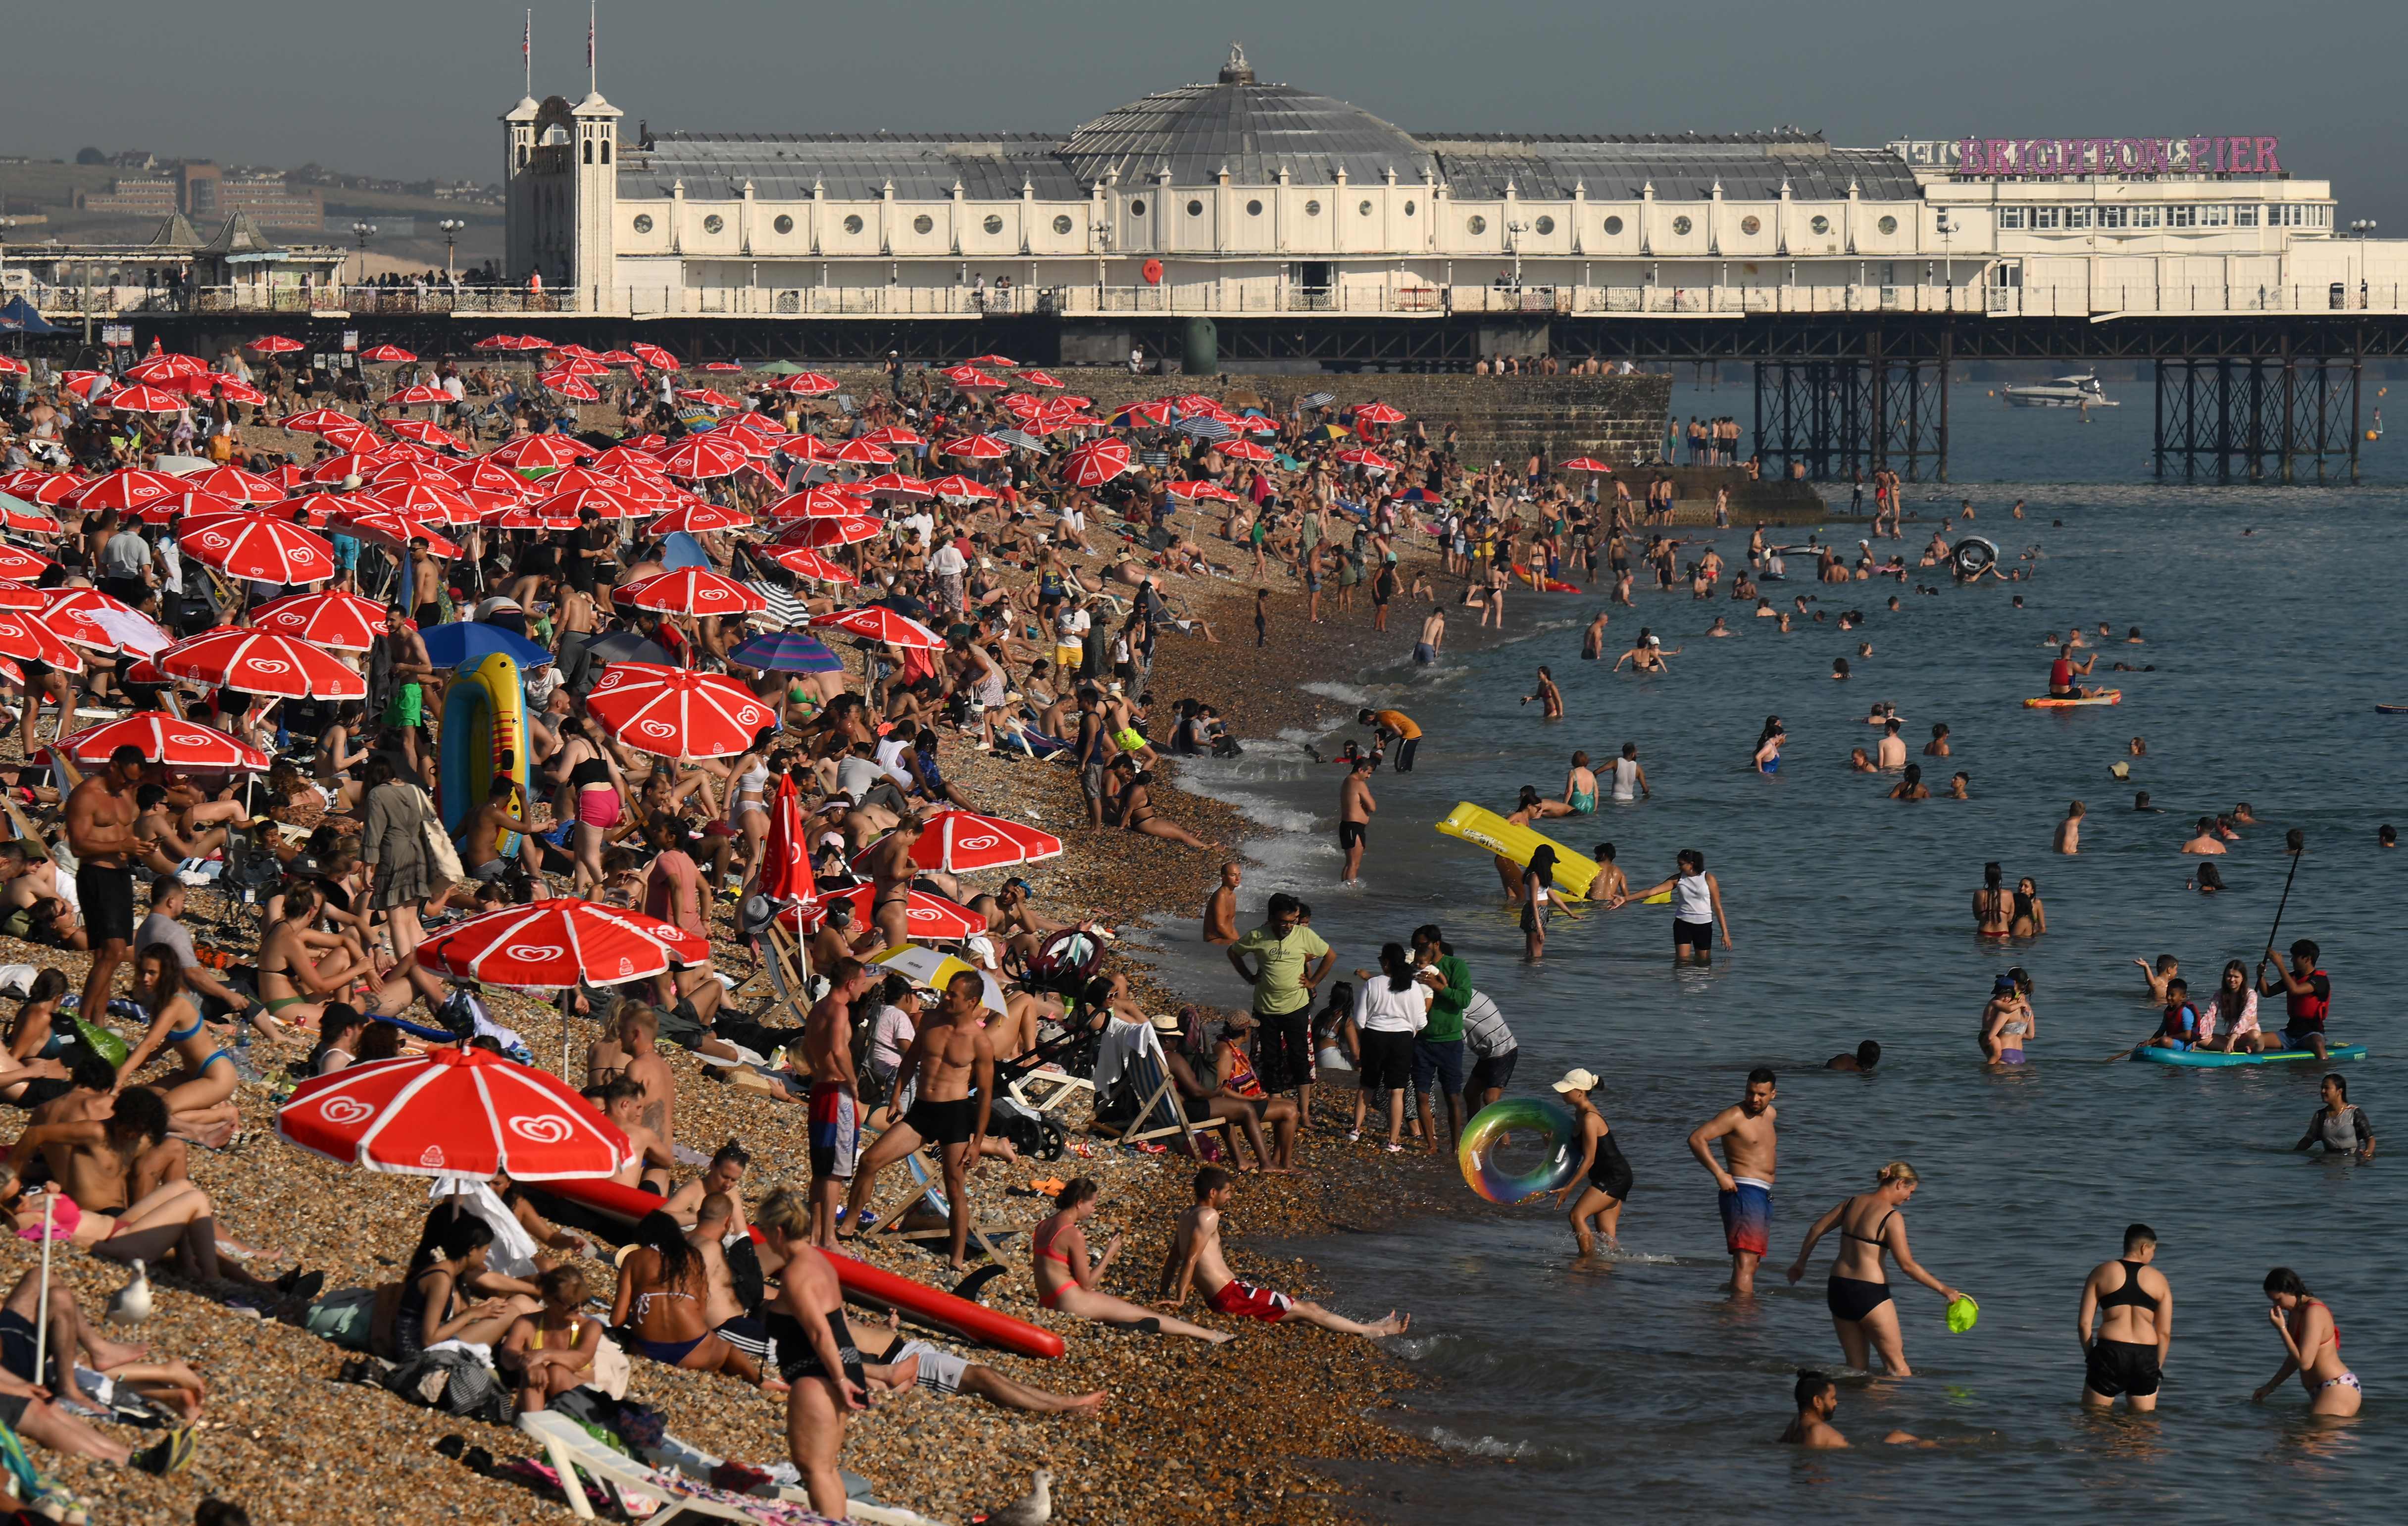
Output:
[1201,862,1242,946]
[859,816,922,951]
[843,970,994,1271]
[1874,719,1907,771]
[2078,1223,2173,1412]
[611,1005,677,1148]
[1413,606,1445,665]
[379,605,437,775]
[2178,816,2228,855]
[1782,1371,1920,1448]
[1584,842,1629,904]
[804,959,872,1248]
[2054,800,2086,855]
[66,745,146,1026]
[1688,1068,1779,1295]
[662,1141,754,1238]
[1159,1167,1407,1338]
[594,1076,674,1195]
[1337,758,1375,885]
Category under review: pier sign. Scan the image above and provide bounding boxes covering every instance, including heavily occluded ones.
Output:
[1896,137,2282,177]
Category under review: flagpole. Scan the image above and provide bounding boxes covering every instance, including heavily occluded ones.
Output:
[588,0,597,94]
[524,8,532,98]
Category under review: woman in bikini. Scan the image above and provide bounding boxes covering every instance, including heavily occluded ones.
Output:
[552,719,632,895]
[117,950,241,1146]
[1113,769,1216,850]
[1552,1070,1632,1257]
[498,1265,601,1414]
[1784,1162,1968,1378]
[2255,1268,2361,1416]
[1028,1178,1229,1343]
[608,1211,761,1383]
[1973,862,2012,937]
[2010,876,2048,938]
[723,739,773,895]
[257,883,373,1032]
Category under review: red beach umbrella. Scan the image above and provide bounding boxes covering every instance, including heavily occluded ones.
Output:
[191,464,286,504]
[942,434,1012,460]
[1334,448,1395,470]
[247,589,388,652]
[675,388,739,409]
[1352,403,1408,426]
[245,335,305,354]
[776,513,883,548]
[154,626,366,698]
[647,502,754,535]
[485,435,592,470]
[104,384,189,413]
[275,1045,631,1180]
[942,365,1005,391]
[758,774,812,907]
[385,384,451,407]
[41,588,169,655]
[652,434,752,480]
[899,809,1065,872]
[789,883,980,941]
[766,486,872,521]
[631,343,680,371]
[278,408,362,434]
[69,469,184,512]
[415,899,712,992]
[356,481,481,526]
[808,606,944,650]
[858,426,923,448]
[923,474,997,502]
[176,512,337,584]
[330,509,460,557]
[613,568,768,617]
[357,344,417,363]
[1063,439,1135,487]
[776,372,839,397]
[0,470,78,505]
[585,663,779,758]
[0,498,59,535]
[854,473,933,501]
[57,713,269,771]
[0,614,82,672]
[830,438,895,466]
[132,489,245,528]
[762,545,857,585]
[538,370,601,402]
[0,545,53,582]
[1015,369,1063,388]
[124,354,208,385]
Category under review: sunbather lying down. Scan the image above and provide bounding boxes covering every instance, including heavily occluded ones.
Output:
[845,1310,1104,1416]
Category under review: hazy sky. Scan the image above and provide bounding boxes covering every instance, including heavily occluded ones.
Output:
[11,0,2407,222]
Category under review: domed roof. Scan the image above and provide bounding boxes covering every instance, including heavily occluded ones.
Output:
[1061,46,1435,190]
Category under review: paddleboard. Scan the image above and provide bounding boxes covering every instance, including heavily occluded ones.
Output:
[2132,1042,2366,1068]
[1435,802,1670,902]
[2377,704,2408,715]
[1510,563,1579,594]
[531,1175,1065,1359]
[2023,690,2122,708]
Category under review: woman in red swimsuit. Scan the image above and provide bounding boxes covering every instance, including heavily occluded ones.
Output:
[2255,1267,2360,1416]
[1028,1179,1228,1344]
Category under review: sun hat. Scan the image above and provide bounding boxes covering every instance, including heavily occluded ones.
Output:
[1551,1068,1601,1094]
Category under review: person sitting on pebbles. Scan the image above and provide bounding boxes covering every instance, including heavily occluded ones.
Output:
[1028,1177,1230,1343]
[1161,1167,1409,1340]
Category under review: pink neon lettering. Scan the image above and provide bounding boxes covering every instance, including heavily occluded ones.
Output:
[2186,137,2211,174]
[2256,137,2281,174]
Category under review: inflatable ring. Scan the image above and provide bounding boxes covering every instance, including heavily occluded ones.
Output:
[1458,1097,1583,1205]
[1950,536,1998,580]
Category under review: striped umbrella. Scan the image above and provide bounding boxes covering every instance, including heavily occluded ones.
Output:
[613,568,769,617]
[176,511,337,584]
[247,589,388,652]
[585,663,779,758]
[1063,438,1134,487]
[727,629,845,675]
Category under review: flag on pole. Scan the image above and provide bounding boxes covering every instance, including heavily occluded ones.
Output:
[522,9,531,96]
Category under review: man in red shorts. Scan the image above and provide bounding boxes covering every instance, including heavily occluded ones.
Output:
[1160,1168,1409,1338]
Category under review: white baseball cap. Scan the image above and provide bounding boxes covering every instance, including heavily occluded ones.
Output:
[1552,1068,1601,1094]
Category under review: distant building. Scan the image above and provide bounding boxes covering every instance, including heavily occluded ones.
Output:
[73,177,179,217]
[170,162,321,229]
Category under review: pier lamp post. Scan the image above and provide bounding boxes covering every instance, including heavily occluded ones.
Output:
[1090,218,1112,305]
[2351,220,2377,308]
[1505,218,1528,294]
[439,218,465,282]
[351,222,377,287]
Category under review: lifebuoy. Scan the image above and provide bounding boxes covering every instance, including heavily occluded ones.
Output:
[1142,259,1163,286]
[1951,536,1998,580]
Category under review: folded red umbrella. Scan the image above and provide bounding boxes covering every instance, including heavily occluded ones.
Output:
[275,1045,631,1179]
[57,713,269,771]
[586,663,779,758]
[155,626,366,698]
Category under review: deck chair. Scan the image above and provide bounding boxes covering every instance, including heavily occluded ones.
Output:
[878,1141,1022,1271]
[745,919,815,1031]
[1002,1017,1100,1115]
[516,1410,934,1525]
[0,793,49,855]
[1107,1024,1234,1157]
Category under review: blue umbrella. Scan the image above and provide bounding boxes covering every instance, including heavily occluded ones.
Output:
[658,531,708,571]
[422,621,552,671]
[728,629,844,675]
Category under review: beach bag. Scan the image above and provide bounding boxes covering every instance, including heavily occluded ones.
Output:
[418,790,465,885]
[302,1287,380,1350]
[390,1349,509,1423]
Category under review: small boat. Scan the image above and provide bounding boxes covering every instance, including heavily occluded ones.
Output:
[2377,704,2408,714]
[2133,1042,2365,1068]
[2023,691,2122,708]
[2004,373,2118,409]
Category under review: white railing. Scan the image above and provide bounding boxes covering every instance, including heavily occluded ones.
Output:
[29,279,2408,322]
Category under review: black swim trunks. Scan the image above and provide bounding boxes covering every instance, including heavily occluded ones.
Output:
[903,1095,978,1147]
[75,862,136,946]
[1338,820,1366,851]
[2084,1337,2162,1398]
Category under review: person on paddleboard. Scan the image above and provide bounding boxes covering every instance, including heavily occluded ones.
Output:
[2260,939,2333,1061]
[2047,644,2102,700]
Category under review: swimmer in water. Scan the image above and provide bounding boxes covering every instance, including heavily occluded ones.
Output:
[1521,666,1564,719]
[1831,657,1850,680]
[1581,610,1610,660]
[1979,972,2034,1064]
[2295,1073,2374,1160]
[2011,877,2046,936]
[1784,1161,1968,1377]
[1584,842,1628,903]
[1826,1040,1881,1072]
[1781,1371,1923,1448]
[1875,720,1906,770]
[2134,954,2179,1004]
[2079,1224,2173,1412]
[1555,752,1600,816]
[2253,1268,2360,1416]
[1924,724,1951,758]
[1888,764,1929,801]
[2135,791,2160,813]
[1705,615,1731,637]
[1608,742,1648,802]
[1848,747,1876,773]
[2179,817,2227,855]
[2054,800,2085,854]
[2189,863,2225,895]
[1752,717,1783,775]
[1973,863,2011,936]
[1550,1068,1631,1257]
[1949,771,1970,799]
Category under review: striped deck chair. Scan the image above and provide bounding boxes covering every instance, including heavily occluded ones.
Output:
[743,578,812,629]
[1106,1024,1234,1157]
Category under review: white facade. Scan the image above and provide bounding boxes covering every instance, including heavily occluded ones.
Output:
[502,55,2401,320]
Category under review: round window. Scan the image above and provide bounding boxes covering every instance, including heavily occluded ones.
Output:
[1130,199,1146,216]
[1810,214,1831,235]
[1603,215,1623,235]
[1358,200,1374,216]
[1246,199,1263,216]
[1535,215,1555,235]
[1739,215,1760,235]
[1304,200,1322,216]
[702,214,724,234]
[1053,214,1073,234]
[772,214,794,235]
[911,214,933,235]
[842,214,863,234]
[631,213,653,234]
[1878,214,1899,235]
[1404,200,1416,216]
[1467,215,1487,235]
[1671,215,1692,235]
[983,214,1003,235]
[1186,199,1204,217]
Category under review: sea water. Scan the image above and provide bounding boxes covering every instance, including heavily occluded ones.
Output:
[1129,399,2408,1520]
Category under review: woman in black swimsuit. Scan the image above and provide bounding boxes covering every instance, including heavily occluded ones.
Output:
[754,1186,879,1517]
[1784,1162,1968,1377]
[1552,1069,1632,1257]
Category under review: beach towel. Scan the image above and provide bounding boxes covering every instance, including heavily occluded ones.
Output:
[428,1176,545,1278]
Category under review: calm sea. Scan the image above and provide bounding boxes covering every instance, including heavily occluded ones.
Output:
[1129,383,2408,1520]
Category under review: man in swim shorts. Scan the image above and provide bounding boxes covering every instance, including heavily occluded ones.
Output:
[1414,607,1444,664]
[1337,757,1375,885]
[1161,1168,1408,1338]
[2260,938,2332,1061]
[1688,1068,1778,1295]
[844,970,995,1272]
[2078,1223,2172,1412]
[801,959,872,1246]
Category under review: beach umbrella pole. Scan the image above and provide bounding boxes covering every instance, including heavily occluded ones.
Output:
[31,1195,51,1384]
[559,986,575,1079]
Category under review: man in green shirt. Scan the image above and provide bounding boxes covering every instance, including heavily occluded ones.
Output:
[1229,893,1334,1113]
[1411,925,1473,1154]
